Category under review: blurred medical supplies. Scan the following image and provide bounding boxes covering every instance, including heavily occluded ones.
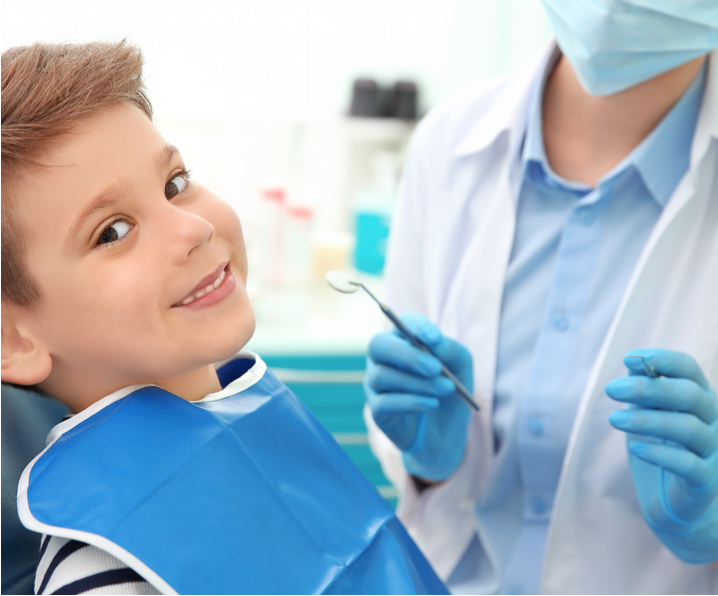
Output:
[286,205,314,287]
[19,354,448,594]
[352,151,399,275]
[350,78,380,117]
[393,81,419,120]
[260,187,315,289]
[350,78,418,120]
[540,0,718,95]
[260,187,287,286]
[311,231,354,280]
[326,270,480,411]
[353,205,391,275]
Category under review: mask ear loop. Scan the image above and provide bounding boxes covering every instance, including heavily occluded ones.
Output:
[625,355,659,378]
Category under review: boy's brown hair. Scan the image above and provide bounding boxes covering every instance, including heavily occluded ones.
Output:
[1,40,153,308]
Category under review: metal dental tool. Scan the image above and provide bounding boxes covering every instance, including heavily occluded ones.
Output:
[625,355,660,378]
[326,270,481,411]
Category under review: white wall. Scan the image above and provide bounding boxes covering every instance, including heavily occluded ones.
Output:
[2,0,551,121]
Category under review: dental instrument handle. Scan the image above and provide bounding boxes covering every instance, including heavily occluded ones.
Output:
[376,301,481,412]
[347,279,480,411]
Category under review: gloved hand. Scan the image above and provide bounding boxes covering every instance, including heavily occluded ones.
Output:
[606,348,718,563]
[365,312,473,482]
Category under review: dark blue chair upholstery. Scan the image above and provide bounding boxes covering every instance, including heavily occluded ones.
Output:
[2,386,68,595]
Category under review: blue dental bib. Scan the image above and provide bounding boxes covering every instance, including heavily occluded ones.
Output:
[18,354,446,595]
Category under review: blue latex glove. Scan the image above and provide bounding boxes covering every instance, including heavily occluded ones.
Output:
[606,349,718,563]
[365,312,473,482]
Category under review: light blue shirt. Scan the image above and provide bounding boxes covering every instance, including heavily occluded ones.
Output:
[481,59,706,594]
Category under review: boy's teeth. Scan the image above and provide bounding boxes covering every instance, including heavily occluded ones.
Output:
[180,269,226,305]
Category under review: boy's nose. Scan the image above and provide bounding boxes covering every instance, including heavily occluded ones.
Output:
[168,209,215,263]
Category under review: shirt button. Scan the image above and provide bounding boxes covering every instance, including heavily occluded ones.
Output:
[528,417,543,437]
[531,496,548,515]
[577,206,595,225]
[552,313,569,331]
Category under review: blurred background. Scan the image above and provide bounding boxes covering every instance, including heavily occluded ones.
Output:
[2,0,552,507]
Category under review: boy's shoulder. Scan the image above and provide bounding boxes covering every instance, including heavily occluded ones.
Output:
[36,535,159,595]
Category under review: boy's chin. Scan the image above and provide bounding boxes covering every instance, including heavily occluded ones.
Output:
[211,312,256,361]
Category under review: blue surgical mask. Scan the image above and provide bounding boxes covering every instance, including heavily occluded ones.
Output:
[540,0,718,95]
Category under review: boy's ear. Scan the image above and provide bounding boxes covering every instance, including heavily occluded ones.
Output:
[1,307,52,386]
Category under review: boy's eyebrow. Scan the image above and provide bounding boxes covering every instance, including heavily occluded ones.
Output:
[156,144,180,174]
[66,144,180,245]
[66,179,132,245]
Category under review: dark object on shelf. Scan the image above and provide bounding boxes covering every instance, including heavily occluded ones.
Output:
[392,80,418,120]
[349,78,418,120]
[350,78,380,117]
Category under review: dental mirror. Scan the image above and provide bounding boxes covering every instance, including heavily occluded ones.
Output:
[326,270,360,294]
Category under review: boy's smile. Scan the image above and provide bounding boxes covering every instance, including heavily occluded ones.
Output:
[172,262,233,309]
[6,104,255,410]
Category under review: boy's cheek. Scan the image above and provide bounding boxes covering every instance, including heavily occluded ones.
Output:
[200,190,245,243]
[213,203,248,263]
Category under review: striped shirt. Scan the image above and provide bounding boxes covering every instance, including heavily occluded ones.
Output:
[35,535,160,595]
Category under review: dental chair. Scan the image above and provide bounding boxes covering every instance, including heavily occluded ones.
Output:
[2,386,68,595]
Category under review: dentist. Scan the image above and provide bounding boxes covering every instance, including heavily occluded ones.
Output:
[365,1,718,593]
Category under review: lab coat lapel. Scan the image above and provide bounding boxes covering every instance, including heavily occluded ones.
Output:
[415,51,542,580]
[439,142,517,415]
[371,53,547,578]
[439,43,550,430]
[543,52,718,594]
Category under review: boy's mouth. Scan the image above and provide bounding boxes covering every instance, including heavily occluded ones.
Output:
[173,263,231,307]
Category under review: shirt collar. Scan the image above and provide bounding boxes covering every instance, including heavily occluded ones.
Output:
[522,54,708,208]
[522,50,561,173]
[630,60,707,207]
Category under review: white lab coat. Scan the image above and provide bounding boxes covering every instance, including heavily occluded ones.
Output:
[367,44,718,594]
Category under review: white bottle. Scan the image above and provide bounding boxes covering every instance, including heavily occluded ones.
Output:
[285,204,314,288]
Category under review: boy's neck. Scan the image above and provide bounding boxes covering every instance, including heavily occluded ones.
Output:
[542,54,707,187]
[155,364,223,402]
[55,364,223,415]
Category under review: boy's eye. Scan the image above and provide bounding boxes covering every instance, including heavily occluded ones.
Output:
[98,220,132,246]
[165,170,190,199]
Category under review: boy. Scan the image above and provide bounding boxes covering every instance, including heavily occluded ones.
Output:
[1,41,447,595]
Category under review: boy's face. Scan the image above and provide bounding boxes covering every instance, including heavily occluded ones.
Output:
[13,104,255,407]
